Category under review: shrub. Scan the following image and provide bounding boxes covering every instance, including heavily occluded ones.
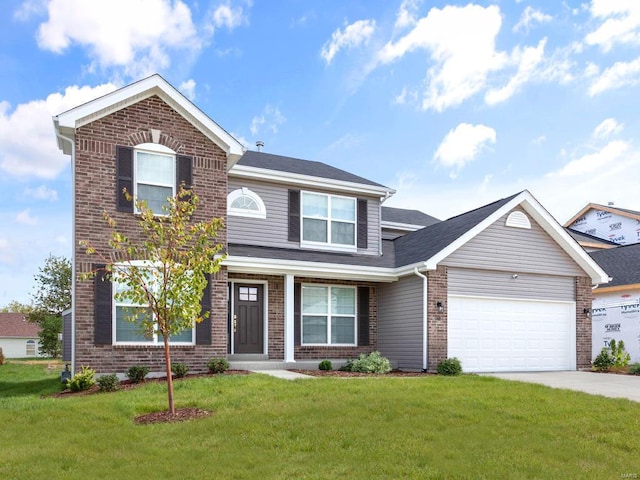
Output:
[67,365,96,392]
[171,362,189,378]
[126,365,150,383]
[0,347,4,365]
[349,351,392,374]
[318,360,333,371]
[437,357,462,376]
[97,374,120,392]
[338,360,353,372]
[628,363,640,375]
[609,339,631,367]
[592,348,614,372]
[207,358,229,374]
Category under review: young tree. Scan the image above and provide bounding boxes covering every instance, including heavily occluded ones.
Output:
[81,187,225,414]
[28,254,71,357]
[0,301,33,314]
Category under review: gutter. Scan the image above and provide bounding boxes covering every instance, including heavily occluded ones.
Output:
[56,128,76,374]
[413,267,428,372]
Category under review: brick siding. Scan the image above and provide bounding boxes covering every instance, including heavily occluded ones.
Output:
[426,265,448,372]
[576,276,594,370]
[74,95,228,373]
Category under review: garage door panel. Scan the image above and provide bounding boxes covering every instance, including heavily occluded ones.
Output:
[448,296,576,373]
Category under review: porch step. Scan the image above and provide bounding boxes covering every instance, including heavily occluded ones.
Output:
[228,354,268,361]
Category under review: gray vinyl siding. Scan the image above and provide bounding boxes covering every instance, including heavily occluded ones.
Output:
[378,275,424,370]
[227,178,381,255]
[62,310,72,362]
[442,208,586,276]
[448,268,575,301]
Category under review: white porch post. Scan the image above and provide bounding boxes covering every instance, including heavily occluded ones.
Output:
[284,274,295,362]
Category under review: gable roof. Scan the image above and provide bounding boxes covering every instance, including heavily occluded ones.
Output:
[393,190,609,284]
[0,313,40,338]
[53,74,245,167]
[231,150,394,197]
[381,206,441,229]
[565,203,640,226]
[565,228,618,249]
[589,243,640,289]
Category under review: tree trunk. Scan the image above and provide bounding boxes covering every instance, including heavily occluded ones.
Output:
[163,333,175,414]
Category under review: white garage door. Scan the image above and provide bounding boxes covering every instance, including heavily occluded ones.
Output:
[448,295,576,373]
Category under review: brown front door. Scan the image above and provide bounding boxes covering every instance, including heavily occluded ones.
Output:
[233,283,264,354]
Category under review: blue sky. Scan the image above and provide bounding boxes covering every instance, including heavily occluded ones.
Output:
[1,0,639,306]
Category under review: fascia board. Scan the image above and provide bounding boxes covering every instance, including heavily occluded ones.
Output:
[53,75,244,162]
[224,256,398,282]
[381,221,426,231]
[229,164,395,197]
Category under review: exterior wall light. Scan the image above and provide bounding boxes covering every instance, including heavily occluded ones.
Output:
[437,301,444,314]
[583,308,591,318]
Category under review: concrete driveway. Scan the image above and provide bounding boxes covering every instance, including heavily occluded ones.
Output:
[486,371,640,402]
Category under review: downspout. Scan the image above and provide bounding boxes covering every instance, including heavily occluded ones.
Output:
[56,130,76,374]
[414,267,428,372]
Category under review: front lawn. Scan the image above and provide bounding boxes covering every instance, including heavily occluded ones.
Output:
[1,363,639,479]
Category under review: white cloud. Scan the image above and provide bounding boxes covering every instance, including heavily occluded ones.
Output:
[210,2,248,30]
[35,0,202,78]
[249,105,286,136]
[593,118,623,139]
[395,0,422,30]
[531,135,546,146]
[585,1,640,52]
[549,140,629,177]
[589,56,640,95]
[179,79,196,101]
[513,6,552,33]
[24,185,58,201]
[231,132,252,149]
[485,39,546,105]
[321,19,376,65]
[433,123,496,178]
[16,209,37,226]
[377,4,507,112]
[0,82,117,179]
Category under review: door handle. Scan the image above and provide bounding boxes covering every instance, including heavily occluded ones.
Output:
[233,314,237,333]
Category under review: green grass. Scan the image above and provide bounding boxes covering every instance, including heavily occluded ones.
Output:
[1,364,639,479]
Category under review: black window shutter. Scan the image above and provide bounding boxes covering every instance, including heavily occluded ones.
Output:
[288,190,300,242]
[177,155,193,191]
[116,146,134,212]
[358,286,370,346]
[94,264,113,345]
[196,274,212,345]
[357,198,368,249]
[294,283,301,346]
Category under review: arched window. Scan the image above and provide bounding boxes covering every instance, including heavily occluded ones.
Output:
[228,188,267,219]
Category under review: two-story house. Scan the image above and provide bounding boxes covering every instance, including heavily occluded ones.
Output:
[54,75,608,374]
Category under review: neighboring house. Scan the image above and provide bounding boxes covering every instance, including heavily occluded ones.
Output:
[565,203,640,246]
[589,244,640,363]
[53,74,608,374]
[0,313,41,358]
[564,228,619,252]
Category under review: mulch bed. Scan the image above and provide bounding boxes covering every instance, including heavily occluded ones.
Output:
[134,407,212,425]
[290,369,434,377]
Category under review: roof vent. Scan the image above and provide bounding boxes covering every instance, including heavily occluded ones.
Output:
[608,201,614,206]
[256,140,264,152]
[505,211,531,229]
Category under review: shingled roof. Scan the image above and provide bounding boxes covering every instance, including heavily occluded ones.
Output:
[0,313,40,338]
[381,206,441,227]
[589,243,640,288]
[565,228,619,248]
[236,151,387,188]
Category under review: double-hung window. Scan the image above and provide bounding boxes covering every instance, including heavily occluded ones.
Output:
[301,285,356,345]
[134,144,175,215]
[301,192,356,249]
[113,265,194,345]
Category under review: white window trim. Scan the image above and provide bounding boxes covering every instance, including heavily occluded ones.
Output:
[111,261,195,346]
[301,283,357,346]
[300,191,357,252]
[133,143,176,216]
[228,187,267,219]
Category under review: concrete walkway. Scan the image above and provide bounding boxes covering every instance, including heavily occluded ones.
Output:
[249,369,315,380]
[486,371,640,402]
